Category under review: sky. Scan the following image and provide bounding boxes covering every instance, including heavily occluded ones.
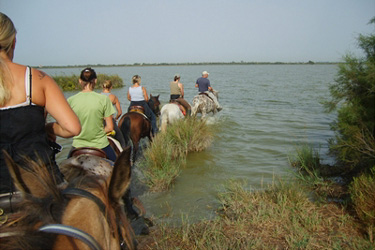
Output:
[1,0,374,66]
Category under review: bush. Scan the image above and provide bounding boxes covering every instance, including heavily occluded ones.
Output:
[52,73,124,91]
[325,17,375,173]
[349,167,375,226]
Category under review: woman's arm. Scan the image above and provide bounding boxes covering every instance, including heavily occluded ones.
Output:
[113,95,122,120]
[41,70,81,138]
[179,83,184,98]
[104,116,114,133]
[142,87,149,101]
[127,89,131,101]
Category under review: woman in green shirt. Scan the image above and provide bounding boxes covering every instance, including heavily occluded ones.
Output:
[68,68,116,161]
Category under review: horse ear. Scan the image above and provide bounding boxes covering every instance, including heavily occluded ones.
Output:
[2,150,50,198]
[108,146,132,202]
[150,94,153,98]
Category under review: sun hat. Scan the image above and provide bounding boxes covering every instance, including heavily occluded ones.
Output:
[202,71,209,76]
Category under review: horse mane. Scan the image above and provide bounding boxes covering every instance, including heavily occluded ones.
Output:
[0,158,120,249]
[0,158,65,249]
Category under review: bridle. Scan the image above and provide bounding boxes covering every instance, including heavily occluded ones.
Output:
[38,187,126,250]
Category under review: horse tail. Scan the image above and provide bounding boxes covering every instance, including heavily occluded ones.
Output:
[120,116,131,147]
[160,108,169,132]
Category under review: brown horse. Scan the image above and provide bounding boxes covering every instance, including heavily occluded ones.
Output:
[118,95,160,161]
[0,147,136,250]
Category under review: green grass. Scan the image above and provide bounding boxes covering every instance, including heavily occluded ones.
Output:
[138,180,373,249]
[135,144,374,249]
[138,117,215,192]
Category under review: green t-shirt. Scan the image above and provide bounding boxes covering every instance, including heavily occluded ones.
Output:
[68,91,115,148]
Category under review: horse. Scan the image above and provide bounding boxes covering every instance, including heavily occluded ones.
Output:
[118,95,160,161]
[0,147,136,250]
[191,90,220,118]
[159,103,185,132]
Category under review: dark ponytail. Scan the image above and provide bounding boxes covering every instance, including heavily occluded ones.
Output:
[80,67,97,83]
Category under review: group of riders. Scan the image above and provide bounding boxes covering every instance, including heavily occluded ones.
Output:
[0,12,222,228]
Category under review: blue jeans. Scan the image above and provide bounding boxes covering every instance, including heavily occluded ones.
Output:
[101,144,117,162]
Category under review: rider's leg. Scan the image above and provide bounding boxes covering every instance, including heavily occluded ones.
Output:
[144,104,159,135]
[113,118,126,148]
[150,112,158,135]
[101,144,117,161]
[177,98,191,116]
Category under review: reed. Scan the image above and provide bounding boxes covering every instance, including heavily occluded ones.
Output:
[349,167,375,241]
[138,117,215,191]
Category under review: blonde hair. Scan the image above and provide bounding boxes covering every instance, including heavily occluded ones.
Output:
[103,80,112,89]
[132,75,141,84]
[0,12,17,106]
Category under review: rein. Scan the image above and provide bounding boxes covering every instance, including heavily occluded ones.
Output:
[62,188,106,215]
[39,224,102,250]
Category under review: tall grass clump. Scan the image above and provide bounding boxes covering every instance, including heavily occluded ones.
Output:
[164,117,215,154]
[349,166,375,241]
[139,134,182,192]
[138,117,215,192]
[288,144,322,181]
[53,73,124,91]
[288,144,340,199]
[138,180,372,249]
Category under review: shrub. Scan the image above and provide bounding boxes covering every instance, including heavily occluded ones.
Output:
[349,167,375,226]
[325,18,375,172]
[52,73,124,91]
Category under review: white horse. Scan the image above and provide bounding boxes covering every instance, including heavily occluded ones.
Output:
[191,90,220,118]
[159,103,184,132]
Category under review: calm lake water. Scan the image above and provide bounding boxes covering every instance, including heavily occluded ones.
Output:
[44,64,338,224]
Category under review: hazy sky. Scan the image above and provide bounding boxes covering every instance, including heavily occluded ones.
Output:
[1,0,374,66]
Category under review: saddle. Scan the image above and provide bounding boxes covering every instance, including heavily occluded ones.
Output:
[69,147,107,159]
[129,105,149,120]
[170,99,187,116]
[129,105,145,114]
[199,92,214,101]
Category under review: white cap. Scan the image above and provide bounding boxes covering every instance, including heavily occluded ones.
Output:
[202,71,209,76]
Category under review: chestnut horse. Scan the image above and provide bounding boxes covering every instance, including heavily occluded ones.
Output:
[118,95,160,161]
[0,147,136,250]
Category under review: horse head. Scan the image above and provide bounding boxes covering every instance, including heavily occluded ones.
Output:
[1,147,135,250]
[149,94,161,117]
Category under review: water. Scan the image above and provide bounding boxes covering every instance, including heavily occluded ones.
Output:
[44,64,338,223]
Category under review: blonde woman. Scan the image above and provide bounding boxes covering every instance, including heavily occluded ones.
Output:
[127,75,158,135]
[101,80,126,147]
[0,12,81,194]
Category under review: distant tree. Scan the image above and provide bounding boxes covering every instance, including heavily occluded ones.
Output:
[326,17,375,173]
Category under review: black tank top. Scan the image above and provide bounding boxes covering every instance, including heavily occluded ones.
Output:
[0,67,61,194]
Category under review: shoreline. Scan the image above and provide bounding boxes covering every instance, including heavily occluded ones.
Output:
[37,61,340,69]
